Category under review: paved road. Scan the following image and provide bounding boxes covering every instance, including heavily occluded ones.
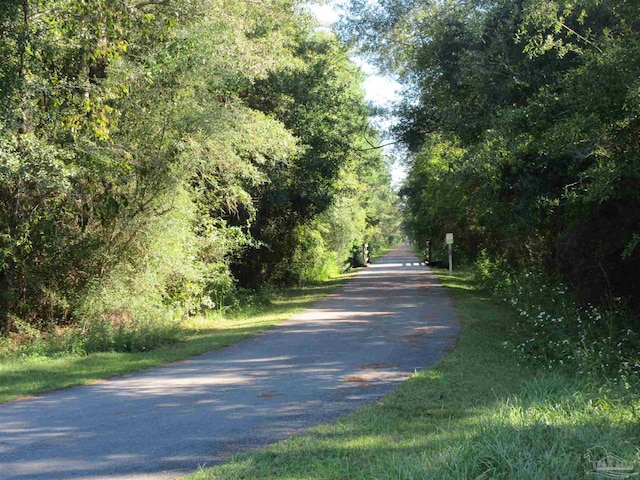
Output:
[0,244,460,480]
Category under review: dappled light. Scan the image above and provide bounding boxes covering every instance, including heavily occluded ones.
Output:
[0,245,460,479]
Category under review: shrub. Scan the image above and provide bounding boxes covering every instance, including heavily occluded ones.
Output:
[475,253,640,382]
[348,242,367,268]
[290,226,341,284]
[80,309,182,354]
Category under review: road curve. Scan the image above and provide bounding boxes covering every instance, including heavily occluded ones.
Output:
[0,244,460,480]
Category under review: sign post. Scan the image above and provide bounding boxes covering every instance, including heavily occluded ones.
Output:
[445,233,454,274]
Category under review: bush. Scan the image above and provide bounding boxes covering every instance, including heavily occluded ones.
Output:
[290,226,341,284]
[475,253,640,382]
[0,312,182,359]
[80,310,182,354]
[348,243,367,268]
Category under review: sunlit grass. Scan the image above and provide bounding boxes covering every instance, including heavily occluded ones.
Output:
[0,276,351,404]
[185,268,640,480]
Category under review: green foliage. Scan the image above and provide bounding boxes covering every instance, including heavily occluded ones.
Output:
[289,225,341,284]
[0,0,401,350]
[475,253,640,381]
[343,0,640,317]
[236,29,401,286]
[78,188,200,325]
[318,196,367,263]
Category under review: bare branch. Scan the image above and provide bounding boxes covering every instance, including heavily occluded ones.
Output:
[28,8,74,20]
[356,140,403,152]
[560,22,603,54]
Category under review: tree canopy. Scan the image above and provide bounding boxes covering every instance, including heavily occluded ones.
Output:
[340,0,640,314]
[0,0,401,338]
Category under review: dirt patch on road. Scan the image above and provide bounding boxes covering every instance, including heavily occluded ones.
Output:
[341,376,373,388]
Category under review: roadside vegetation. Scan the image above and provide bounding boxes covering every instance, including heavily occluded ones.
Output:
[475,255,640,382]
[0,1,401,362]
[340,0,640,321]
[2,0,639,475]
[0,276,350,403]
[186,269,640,480]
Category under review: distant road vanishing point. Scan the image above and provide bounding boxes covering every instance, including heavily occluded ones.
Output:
[0,243,460,480]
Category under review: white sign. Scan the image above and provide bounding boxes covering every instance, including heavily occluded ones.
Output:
[445,233,454,244]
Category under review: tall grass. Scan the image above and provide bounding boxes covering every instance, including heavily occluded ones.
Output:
[0,276,349,403]
[474,252,640,382]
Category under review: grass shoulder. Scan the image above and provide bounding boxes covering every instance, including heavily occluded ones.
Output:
[185,268,640,480]
[0,276,351,404]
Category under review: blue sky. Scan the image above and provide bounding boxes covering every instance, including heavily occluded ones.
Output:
[306,3,401,108]
[307,2,407,185]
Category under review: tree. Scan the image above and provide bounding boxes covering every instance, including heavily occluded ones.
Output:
[0,0,401,340]
[0,0,301,333]
[341,0,640,313]
[235,30,397,286]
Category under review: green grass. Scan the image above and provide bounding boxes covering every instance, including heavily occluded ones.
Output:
[185,269,640,480]
[0,277,349,404]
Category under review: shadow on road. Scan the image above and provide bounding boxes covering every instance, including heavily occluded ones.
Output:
[0,244,460,480]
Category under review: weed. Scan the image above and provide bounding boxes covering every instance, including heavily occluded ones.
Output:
[0,276,348,403]
[475,252,640,382]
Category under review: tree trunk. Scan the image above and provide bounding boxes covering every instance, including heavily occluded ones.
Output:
[0,261,16,334]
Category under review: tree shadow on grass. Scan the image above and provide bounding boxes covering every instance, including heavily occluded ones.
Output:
[0,245,463,479]
[191,267,640,479]
[0,323,282,403]
[197,357,640,480]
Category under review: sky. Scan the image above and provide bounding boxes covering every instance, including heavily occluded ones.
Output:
[306,3,401,108]
[306,2,407,185]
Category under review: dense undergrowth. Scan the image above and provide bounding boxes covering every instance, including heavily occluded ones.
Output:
[0,280,335,361]
[475,253,640,384]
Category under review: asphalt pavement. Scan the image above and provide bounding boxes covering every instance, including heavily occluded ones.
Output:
[0,243,460,480]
